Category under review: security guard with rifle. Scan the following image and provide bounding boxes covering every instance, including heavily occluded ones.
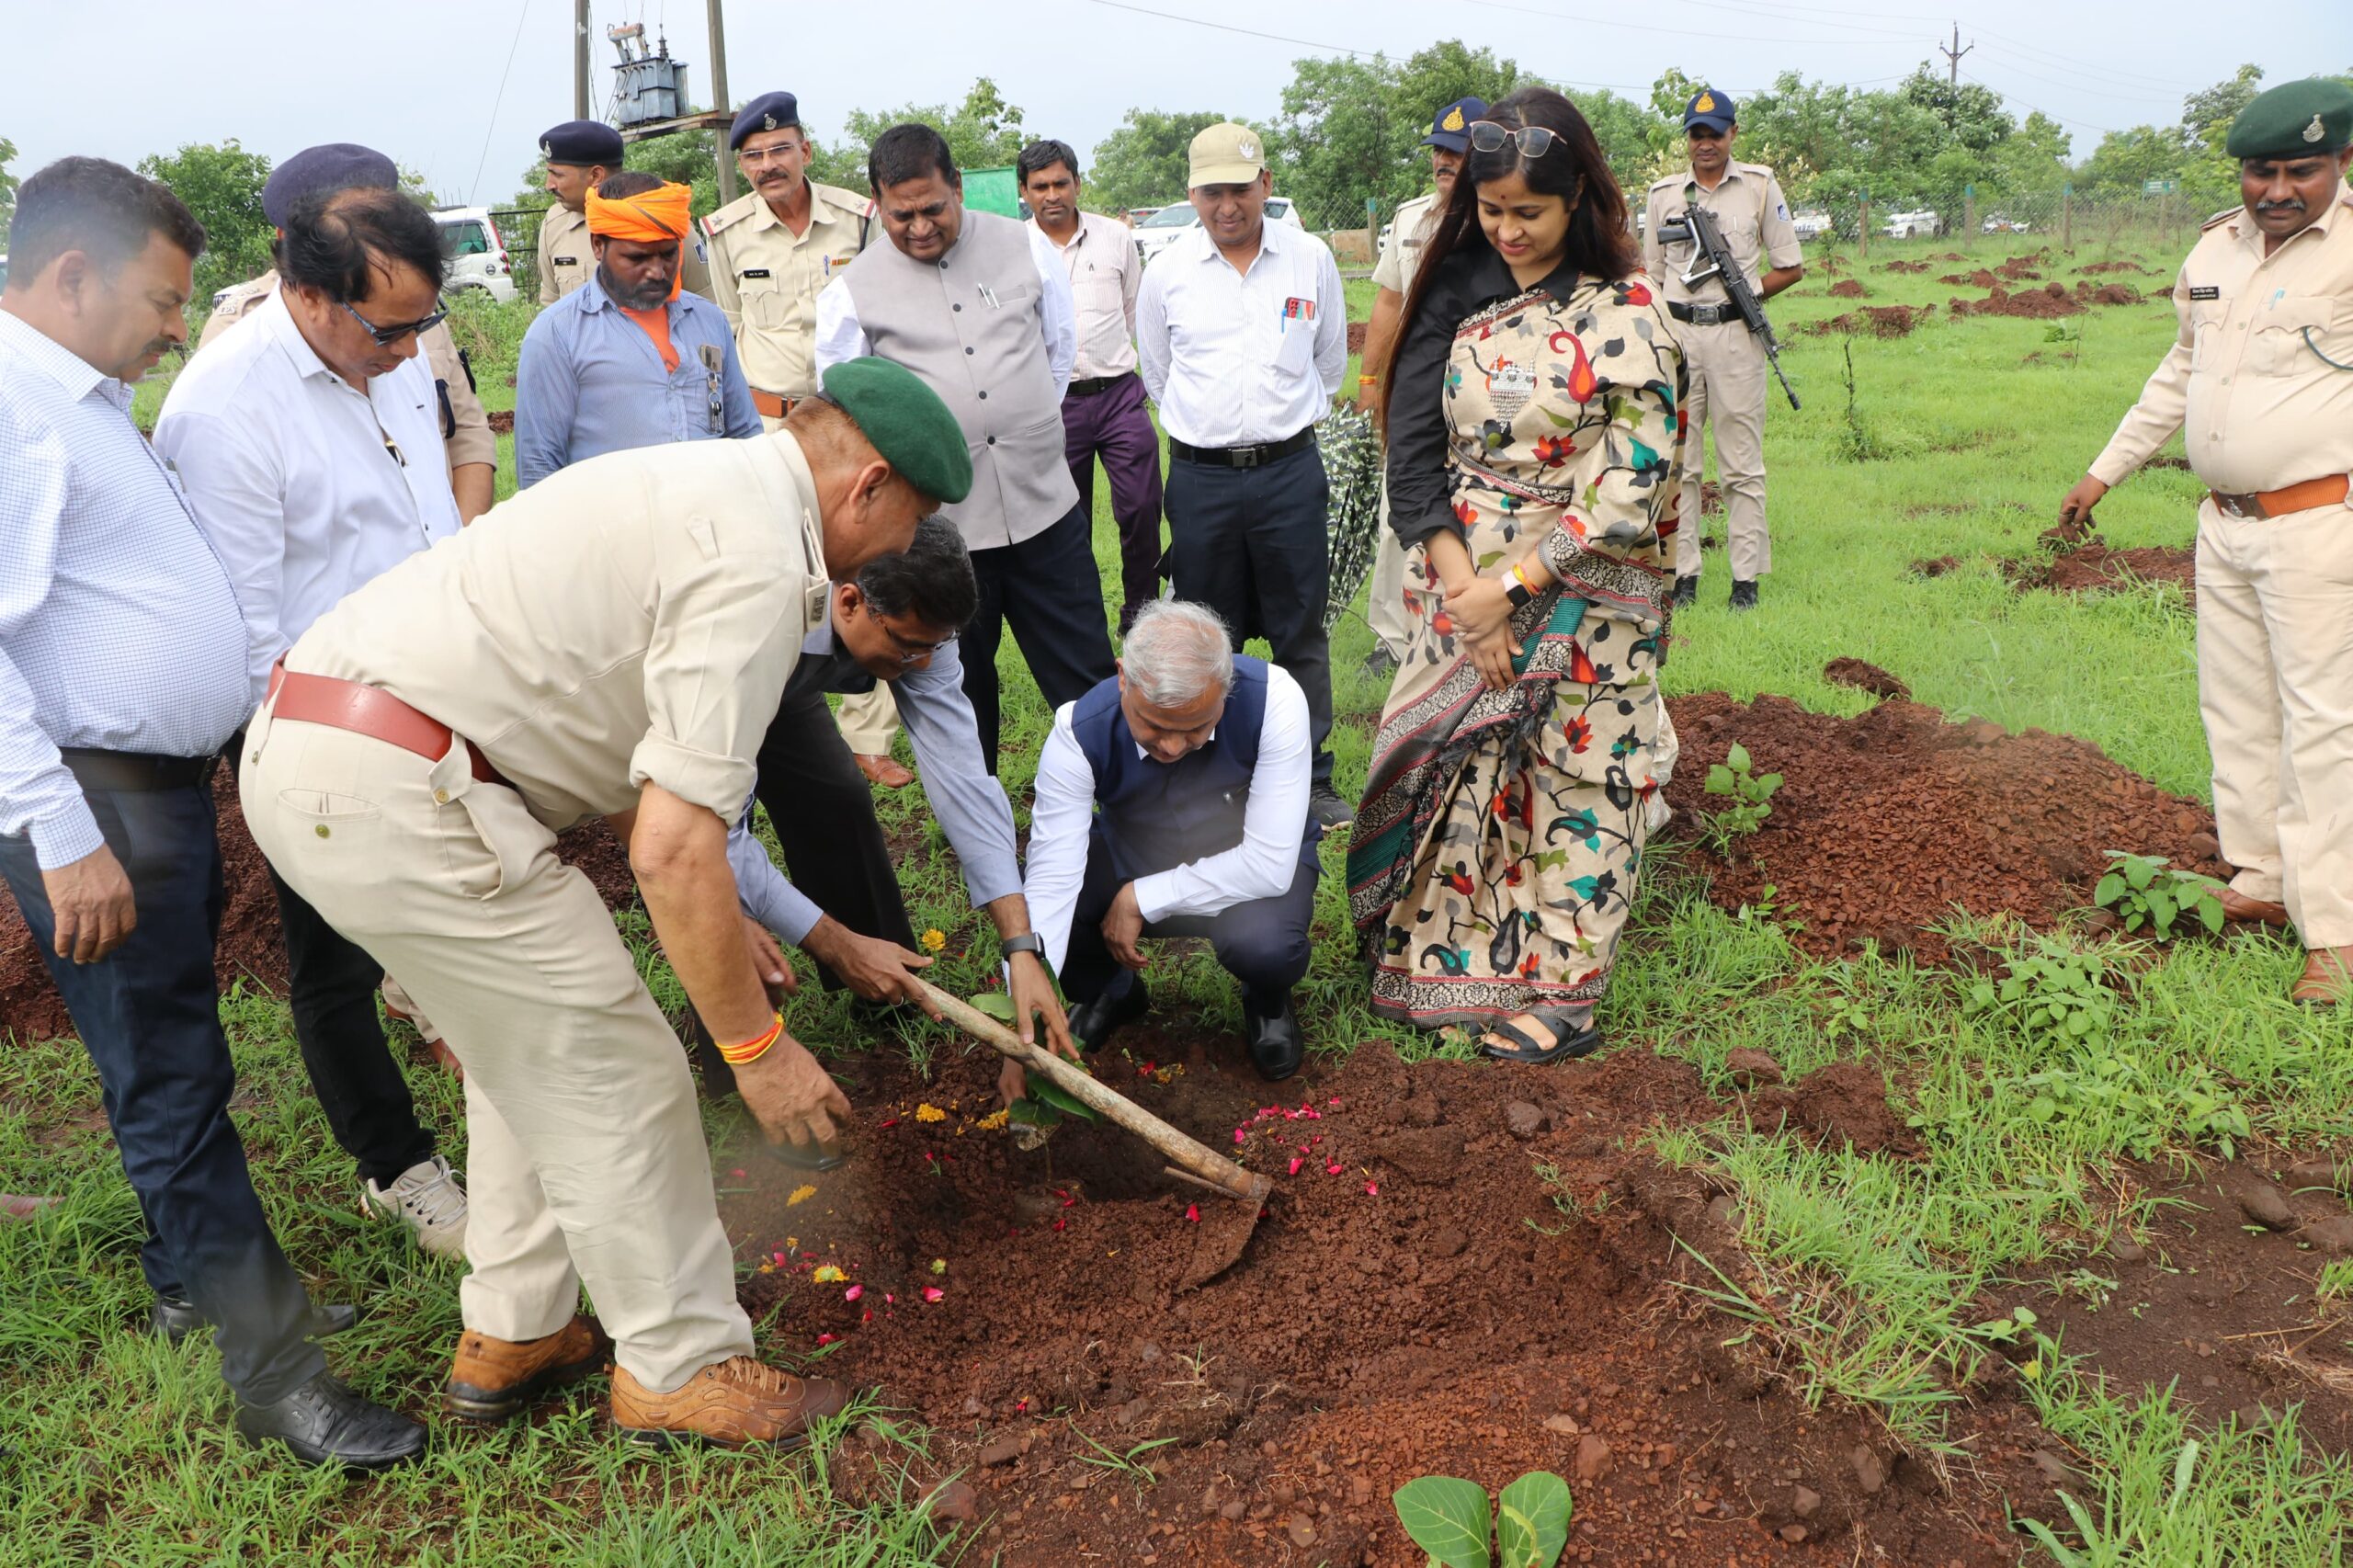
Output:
[1643,88,1803,610]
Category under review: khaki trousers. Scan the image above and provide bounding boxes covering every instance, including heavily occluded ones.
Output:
[835,684,901,757]
[240,706,754,1392]
[1673,320,1770,583]
[1366,471,1415,662]
[2195,496,2353,949]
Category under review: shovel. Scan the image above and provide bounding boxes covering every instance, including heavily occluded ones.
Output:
[910,977,1272,1289]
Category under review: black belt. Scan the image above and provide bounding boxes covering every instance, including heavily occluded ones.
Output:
[1167,428,1316,470]
[1668,301,1738,326]
[59,748,217,793]
[1065,373,1131,400]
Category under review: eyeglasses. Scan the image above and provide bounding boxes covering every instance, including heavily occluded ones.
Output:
[339,298,449,347]
[880,621,956,665]
[1468,121,1557,158]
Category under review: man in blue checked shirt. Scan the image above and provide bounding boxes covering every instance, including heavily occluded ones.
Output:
[514,171,760,488]
[0,156,422,1470]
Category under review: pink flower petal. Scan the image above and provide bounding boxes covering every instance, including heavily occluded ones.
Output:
[1365,1182,1380,1196]
[1184,1203,1200,1223]
[922,1286,945,1302]
[1288,1156,1304,1176]
[844,1284,863,1302]
[815,1333,837,1346]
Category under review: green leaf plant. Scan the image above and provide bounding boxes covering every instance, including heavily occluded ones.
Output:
[1391,1471,1574,1568]
[2092,850,2224,941]
[1700,743,1783,861]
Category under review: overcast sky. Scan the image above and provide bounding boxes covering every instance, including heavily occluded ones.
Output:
[12,0,2349,206]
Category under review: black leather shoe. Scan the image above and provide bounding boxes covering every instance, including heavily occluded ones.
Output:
[234,1370,426,1470]
[1672,575,1699,608]
[1729,579,1759,611]
[152,1295,358,1346]
[1245,993,1304,1081]
[1357,647,1399,683]
[1068,977,1150,1053]
[1311,786,1357,834]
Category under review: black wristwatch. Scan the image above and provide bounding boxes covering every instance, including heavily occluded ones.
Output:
[1000,933,1047,963]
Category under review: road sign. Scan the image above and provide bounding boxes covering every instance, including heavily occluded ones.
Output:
[2143,178,2179,195]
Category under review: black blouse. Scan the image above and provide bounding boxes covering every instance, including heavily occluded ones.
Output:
[1383,246,1586,550]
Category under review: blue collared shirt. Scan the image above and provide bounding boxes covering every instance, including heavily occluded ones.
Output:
[513,272,762,487]
[0,309,252,869]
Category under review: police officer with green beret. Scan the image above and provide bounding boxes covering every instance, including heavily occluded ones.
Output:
[2062,78,2353,1005]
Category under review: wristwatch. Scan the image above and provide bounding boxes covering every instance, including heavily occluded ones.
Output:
[1504,574,1536,609]
[1000,933,1047,963]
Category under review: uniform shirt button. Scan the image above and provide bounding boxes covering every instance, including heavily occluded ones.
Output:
[965,346,974,355]
[978,390,988,400]
[987,436,997,446]
[952,302,962,312]
[314,824,331,838]
[434,788,450,804]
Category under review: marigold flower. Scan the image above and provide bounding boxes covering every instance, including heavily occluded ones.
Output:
[919,928,947,952]
[813,1264,847,1283]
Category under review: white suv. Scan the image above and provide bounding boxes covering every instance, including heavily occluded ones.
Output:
[1135,197,1305,265]
[432,207,519,303]
[1881,209,1943,240]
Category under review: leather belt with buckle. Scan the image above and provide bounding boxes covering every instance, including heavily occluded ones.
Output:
[1065,374,1127,399]
[750,389,799,420]
[1167,428,1316,469]
[2210,473,2350,520]
[266,662,506,786]
[1667,301,1735,325]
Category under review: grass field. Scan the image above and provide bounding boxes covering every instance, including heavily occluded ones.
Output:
[20,233,2353,1564]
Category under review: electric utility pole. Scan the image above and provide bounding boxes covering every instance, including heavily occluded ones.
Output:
[708,0,737,202]
[574,0,593,119]
[1938,22,1973,90]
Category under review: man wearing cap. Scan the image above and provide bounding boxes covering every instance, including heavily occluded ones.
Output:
[702,91,904,786]
[514,172,758,488]
[1020,138,1163,637]
[536,119,711,306]
[1642,88,1803,611]
[2059,78,2353,1006]
[1134,121,1352,833]
[242,358,963,1448]
[1356,97,1483,680]
[199,144,495,525]
[817,122,1114,767]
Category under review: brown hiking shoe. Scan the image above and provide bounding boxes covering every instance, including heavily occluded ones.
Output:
[443,1314,611,1423]
[2221,887,2290,928]
[2293,947,2353,1007]
[609,1355,848,1449]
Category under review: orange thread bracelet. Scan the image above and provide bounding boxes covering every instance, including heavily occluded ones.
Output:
[716,1013,784,1065]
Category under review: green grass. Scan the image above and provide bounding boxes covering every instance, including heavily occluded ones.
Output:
[17,233,2353,1563]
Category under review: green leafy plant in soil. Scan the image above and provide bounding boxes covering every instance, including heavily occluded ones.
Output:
[1391,1471,1573,1568]
[1699,742,1782,859]
[1964,935,2124,1043]
[2093,850,2223,940]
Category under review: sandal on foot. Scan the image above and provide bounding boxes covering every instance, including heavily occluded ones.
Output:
[1478,1012,1601,1065]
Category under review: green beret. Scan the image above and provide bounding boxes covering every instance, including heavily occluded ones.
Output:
[2226,78,2353,160]
[818,358,973,506]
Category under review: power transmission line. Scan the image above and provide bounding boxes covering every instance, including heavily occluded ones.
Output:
[470,0,538,204]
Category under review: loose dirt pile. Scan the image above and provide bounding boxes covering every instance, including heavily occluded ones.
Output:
[1950,282,2084,320]
[1346,320,1370,355]
[1661,690,2228,960]
[2005,517,2196,607]
[1808,304,1927,337]
[486,410,516,436]
[1995,253,2047,280]
[1822,657,1911,700]
[719,1038,2047,1563]
[0,767,638,1040]
[1910,555,1963,578]
[1877,259,1930,274]
[1940,268,1998,288]
[1826,278,1868,298]
[2077,260,2151,276]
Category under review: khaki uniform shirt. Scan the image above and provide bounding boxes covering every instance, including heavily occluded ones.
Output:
[538,202,714,306]
[1371,190,1443,295]
[283,431,830,831]
[1641,161,1802,305]
[702,180,870,401]
[198,271,496,474]
[2091,185,2353,497]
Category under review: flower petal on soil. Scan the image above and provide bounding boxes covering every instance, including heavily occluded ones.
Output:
[930,1257,947,1273]
[785,1184,817,1207]
[813,1265,847,1283]
[815,1333,837,1346]
[915,1103,947,1122]
[1184,1204,1199,1223]
[844,1284,863,1302]
[1288,1156,1304,1175]
[922,1286,945,1302]
[1365,1182,1380,1196]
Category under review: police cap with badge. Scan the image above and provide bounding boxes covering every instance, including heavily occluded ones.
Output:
[2225,78,2353,160]
[1685,87,1736,134]
[731,93,802,152]
[262,143,399,227]
[1422,97,1489,154]
[540,119,625,168]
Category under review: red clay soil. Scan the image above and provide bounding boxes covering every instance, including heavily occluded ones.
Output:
[1822,658,1911,701]
[718,1037,2052,1564]
[486,409,516,436]
[1994,253,2047,280]
[1939,269,1999,288]
[1825,278,1868,299]
[1876,259,1930,274]
[1347,320,1370,355]
[2077,261,2150,276]
[1911,555,1964,578]
[2006,538,2197,608]
[1950,283,2084,321]
[1660,691,2229,960]
[1808,305,1926,337]
[0,767,640,1040]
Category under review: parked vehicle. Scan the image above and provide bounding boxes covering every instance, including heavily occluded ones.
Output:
[1135,197,1303,264]
[1790,210,1832,242]
[432,206,519,303]
[1881,209,1943,240]
[1981,214,2031,234]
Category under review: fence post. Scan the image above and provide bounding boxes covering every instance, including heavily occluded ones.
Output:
[2060,182,2073,254]
[1365,197,1380,267]
[1963,183,1976,252]
[1858,195,1870,262]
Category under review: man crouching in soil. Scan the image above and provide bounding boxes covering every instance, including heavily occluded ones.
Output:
[244,358,963,1449]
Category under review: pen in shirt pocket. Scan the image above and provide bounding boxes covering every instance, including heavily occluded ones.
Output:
[980,284,1002,309]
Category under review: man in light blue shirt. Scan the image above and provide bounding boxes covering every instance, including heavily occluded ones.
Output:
[514,171,759,487]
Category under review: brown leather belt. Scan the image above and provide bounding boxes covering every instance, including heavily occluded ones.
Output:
[266,662,506,786]
[750,389,798,420]
[2210,473,2350,520]
[58,748,217,792]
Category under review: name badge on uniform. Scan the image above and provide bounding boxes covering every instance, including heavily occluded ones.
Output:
[1488,360,1538,420]
[805,578,829,627]
[742,267,773,279]
[2188,285,2220,301]
[554,255,578,267]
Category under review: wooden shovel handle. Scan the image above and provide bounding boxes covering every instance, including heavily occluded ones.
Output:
[912,978,1269,1204]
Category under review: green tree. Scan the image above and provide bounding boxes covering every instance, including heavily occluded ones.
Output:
[1086,108,1229,210]
[2181,63,2264,151]
[136,140,273,300]
[1985,109,2072,195]
[1572,88,1672,194]
[1897,64,2012,152]
[1272,54,1398,227]
[834,77,1031,190]
[0,137,18,237]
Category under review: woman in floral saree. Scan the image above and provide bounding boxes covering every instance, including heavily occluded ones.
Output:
[1347,86,1688,1063]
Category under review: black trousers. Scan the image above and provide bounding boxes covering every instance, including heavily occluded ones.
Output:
[267,869,437,1189]
[754,682,915,982]
[1164,443,1335,788]
[0,784,322,1403]
[965,498,1119,770]
[1061,826,1318,1013]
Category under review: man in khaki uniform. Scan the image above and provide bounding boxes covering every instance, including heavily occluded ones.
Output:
[702,91,902,783]
[242,359,967,1447]
[537,119,711,306]
[2061,79,2353,1006]
[1356,97,1483,680]
[1642,88,1803,611]
[199,144,495,525]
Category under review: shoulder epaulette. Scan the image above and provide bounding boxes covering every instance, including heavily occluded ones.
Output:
[2201,206,2239,231]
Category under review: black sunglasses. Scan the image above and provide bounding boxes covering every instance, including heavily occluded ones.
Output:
[1468,121,1557,158]
[339,298,449,347]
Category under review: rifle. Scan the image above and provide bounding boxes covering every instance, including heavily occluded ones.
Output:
[1656,198,1801,410]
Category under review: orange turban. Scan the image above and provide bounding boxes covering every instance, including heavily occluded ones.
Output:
[585,180,693,299]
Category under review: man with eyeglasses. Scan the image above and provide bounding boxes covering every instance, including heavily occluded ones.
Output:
[712,517,1072,1080]
[1642,88,1803,611]
[155,184,472,1264]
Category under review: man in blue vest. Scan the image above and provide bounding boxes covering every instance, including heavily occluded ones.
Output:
[1022,601,1318,1081]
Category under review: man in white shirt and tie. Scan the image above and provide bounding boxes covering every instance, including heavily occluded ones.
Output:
[1136,122,1351,834]
[155,183,470,1260]
[1020,139,1164,636]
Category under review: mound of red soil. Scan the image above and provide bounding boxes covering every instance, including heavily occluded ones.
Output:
[1661,691,2228,960]
[1346,320,1369,355]
[1826,278,1868,298]
[486,409,515,436]
[1940,268,1998,287]
[1911,555,1963,578]
[1823,657,1911,700]
[0,767,640,1040]
[1929,251,1966,262]
[2077,260,2150,276]
[2007,539,2197,607]
[1950,282,2083,320]
[720,1038,2046,1563]
[1877,259,1930,274]
[1994,254,2045,280]
[1809,304,1927,337]
[2081,282,2146,306]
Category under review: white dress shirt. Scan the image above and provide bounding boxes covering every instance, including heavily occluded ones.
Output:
[154,290,462,706]
[1031,210,1142,381]
[813,224,1078,398]
[1135,220,1347,448]
[1024,665,1312,976]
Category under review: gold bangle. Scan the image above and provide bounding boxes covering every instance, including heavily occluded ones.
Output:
[717,1013,785,1065]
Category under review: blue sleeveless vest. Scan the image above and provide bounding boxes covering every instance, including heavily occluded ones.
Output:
[1070,655,1320,882]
